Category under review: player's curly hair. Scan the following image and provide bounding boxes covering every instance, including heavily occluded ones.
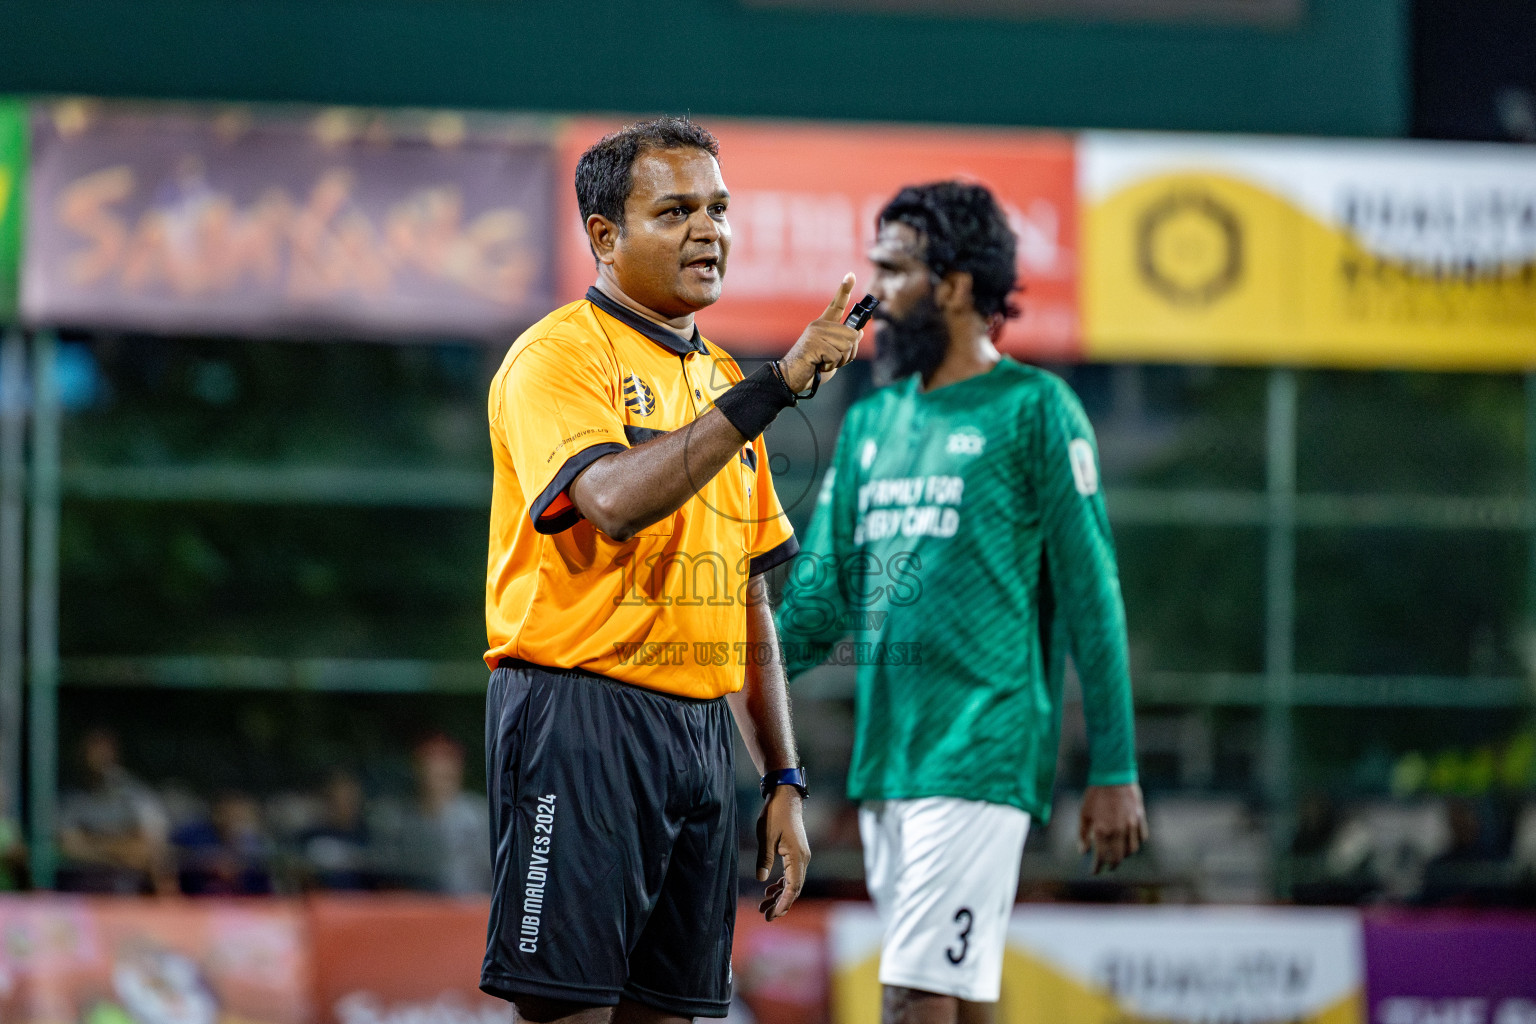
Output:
[878,181,1021,321]
[575,116,720,234]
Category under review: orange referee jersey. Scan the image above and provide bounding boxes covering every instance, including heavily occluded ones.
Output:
[484,287,799,699]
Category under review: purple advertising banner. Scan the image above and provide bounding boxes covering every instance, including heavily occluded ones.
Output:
[1364,913,1536,1024]
[23,101,556,340]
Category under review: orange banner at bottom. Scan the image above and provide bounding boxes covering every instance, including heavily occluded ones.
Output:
[0,897,311,1024]
[0,896,832,1024]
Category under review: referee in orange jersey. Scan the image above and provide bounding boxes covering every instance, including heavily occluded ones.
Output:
[481,117,862,1024]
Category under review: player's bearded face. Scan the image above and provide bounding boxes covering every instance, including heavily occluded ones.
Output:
[873,288,948,385]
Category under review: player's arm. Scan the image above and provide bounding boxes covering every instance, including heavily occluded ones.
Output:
[569,276,862,542]
[728,573,810,922]
[1036,379,1148,874]
[774,427,858,677]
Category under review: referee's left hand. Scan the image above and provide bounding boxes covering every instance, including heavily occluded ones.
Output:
[756,788,810,920]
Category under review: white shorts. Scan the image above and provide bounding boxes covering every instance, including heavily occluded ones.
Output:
[859,797,1031,1003]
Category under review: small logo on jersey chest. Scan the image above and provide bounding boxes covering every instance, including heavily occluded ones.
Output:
[860,440,879,470]
[946,428,986,456]
[623,373,655,416]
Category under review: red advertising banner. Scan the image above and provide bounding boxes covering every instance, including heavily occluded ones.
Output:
[557,119,1079,359]
[23,101,557,340]
[309,895,502,1024]
[0,896,310,1024]
[734,900,833,1024]
[307,895,831,1024]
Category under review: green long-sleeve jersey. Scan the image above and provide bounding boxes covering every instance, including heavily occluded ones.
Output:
[775,358,1137,822]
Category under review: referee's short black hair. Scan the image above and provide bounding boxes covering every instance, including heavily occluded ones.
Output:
[878,181,1021,321]
[576,117,721,233]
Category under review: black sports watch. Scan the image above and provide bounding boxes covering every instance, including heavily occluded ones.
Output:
[760,766,809,800]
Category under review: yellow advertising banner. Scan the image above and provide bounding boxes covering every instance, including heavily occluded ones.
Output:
[831,905,1365,1024]
[1081,133,1536,370]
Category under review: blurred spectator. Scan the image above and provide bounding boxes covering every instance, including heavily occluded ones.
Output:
[1289,791,1378,905]
[375,734,491,894]
[1417,796,1512,906]
[297,768,375,890]
[1291,792,1341,858]
[57,727,175,894]
[157,779,212,835]
[1512,801,1536,877]
[173,790,276,895]
[1325,799,1452,901]
[0,811,26,889]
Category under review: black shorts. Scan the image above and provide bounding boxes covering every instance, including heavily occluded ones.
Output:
[481,659,738,1018]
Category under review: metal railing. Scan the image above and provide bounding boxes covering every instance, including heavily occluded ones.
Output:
[2,330,1534,890]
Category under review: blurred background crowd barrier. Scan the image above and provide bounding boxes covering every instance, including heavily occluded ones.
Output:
[0,0,1532,988]
[1,896,1534,1024]
[2,94,1535,907]
[0,1,1528,1021]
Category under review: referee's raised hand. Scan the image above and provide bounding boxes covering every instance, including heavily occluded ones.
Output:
[779,273,864,393]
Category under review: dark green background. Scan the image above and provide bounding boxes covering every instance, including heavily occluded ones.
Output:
[0,0,1405,136]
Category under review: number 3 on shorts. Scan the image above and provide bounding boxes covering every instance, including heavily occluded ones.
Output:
[945,907,974,965]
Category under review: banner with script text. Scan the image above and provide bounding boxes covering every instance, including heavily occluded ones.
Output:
[557,119,1079,360]
[0,896,310,1024]
[309,895,504,1024]
[832,904,1364,1024]
[0,99,24,322]
[1081,132,1536,370]
[23,100,556,340]
[307,895,831,1024]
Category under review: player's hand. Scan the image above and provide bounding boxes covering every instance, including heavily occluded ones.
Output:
[779,273,863,393]
[756,787,810,921]
[1078,782,1149,874]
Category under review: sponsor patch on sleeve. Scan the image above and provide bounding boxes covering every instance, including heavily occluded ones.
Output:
[1068,438,1099,496]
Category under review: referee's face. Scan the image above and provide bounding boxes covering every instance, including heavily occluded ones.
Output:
[610,147,732,319]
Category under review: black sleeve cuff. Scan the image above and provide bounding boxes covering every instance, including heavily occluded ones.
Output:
[529,442,627,535]
[749,534,801,577]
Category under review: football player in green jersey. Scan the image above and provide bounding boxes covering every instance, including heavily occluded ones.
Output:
[776,181,1149,1024]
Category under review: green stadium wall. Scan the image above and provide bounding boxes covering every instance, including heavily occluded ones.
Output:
[0,0,1407,137]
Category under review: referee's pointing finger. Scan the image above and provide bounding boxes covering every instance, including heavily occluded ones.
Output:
[817,273,856,323]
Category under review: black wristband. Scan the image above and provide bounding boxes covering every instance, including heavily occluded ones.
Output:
[714,363,797,440]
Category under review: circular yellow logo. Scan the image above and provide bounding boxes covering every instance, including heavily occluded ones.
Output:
[1136,190,1244,306]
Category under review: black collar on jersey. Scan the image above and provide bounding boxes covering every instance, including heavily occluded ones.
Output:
[586,286,707,356]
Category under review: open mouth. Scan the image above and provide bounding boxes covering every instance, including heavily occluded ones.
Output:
[684,255,720,275]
